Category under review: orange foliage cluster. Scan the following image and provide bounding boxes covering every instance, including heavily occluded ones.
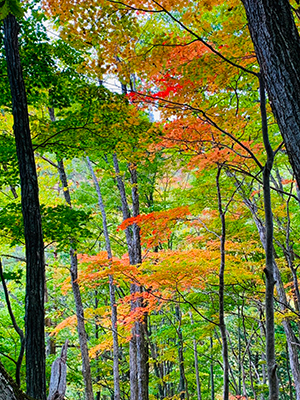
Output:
[118,206,190,248]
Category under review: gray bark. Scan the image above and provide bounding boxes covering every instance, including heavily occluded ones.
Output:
[48,110,94,400]
[57,159,94,400]
[47,340,68,400]
[0,362,31,400]
[86,156,120,400]
[242,0,300,189]
[112,154,138,400]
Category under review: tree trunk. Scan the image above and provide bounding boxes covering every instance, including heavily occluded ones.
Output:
[129,164,149,400]
[216,167,229,400]
[175,306,188,400]
[112,154,138,400]
[57,159,94,400]
[86,156,120,400]
[189,313,201,400]
[210,337,214,400]
[0,361,31,400]
[242,0,300,188]
[47,340,68,400]
[259,76,278,400]
[3,14,46,400]
[112,156,148,400]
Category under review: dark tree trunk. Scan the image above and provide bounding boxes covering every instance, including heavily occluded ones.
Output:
[112,154,138,400]
[175,306,188,400]
[242,0,300,188]
[259,76,278,400]
[3,14,46,400]
[216,168,229,400]
[129,165,149,400]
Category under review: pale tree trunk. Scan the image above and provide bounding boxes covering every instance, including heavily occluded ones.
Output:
[0,362,31,400]
[216,167,229,400]
[112,155,148,400]
[3,14,46,400]
[242,0,300,189]
[86,156,120,400]
[48,109,94,400]
[47,340,68,400]
[57,159,94,400]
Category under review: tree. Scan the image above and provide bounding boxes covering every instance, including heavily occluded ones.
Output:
[2,8,46,400]
[242,0,300,189]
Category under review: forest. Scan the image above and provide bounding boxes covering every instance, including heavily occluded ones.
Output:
[1,0,300,400]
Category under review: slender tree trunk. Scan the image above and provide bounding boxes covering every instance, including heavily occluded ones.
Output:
[189,312,201,400]
[86,156,120,400]
[3,14,46,400]
[0,261,25,388]
[175,306,188,400]
[48,109,93,400]
[112,154,138,400]
[259,76,278,400]
[210,337,214,400]
[241,0,300,188]
[129,164,149,400]
[216,167,229,400]
[57,159,94,400]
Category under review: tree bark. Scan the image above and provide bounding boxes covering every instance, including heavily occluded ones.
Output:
[112,156,148,400]
[129,164,149,400]
[112,154,138,400]
[242,0,300,188]
[175,305,188,400]
[0,361,32,400]
[216,167,229,400]
[0,261,25,388]
[47,340,68,400]
[57,159,94,400]
[259,75,279,400]
[86,156,120,400]
[3,14,46,400]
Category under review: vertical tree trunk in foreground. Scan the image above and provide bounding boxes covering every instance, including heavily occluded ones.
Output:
[242,0,300,188]
[3,14,46,400]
